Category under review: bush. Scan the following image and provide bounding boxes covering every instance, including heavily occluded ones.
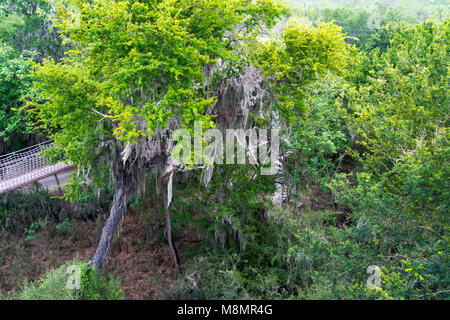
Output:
[164,209,338,300]
[284,73,350,199]
[7,261,123,300]
[0,183,112,235]
[166,255,250,300]
[78,265,124,300]
[162,203,449,300]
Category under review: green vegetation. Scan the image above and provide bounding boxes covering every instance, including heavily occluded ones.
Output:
[0,0,63,152]
[0,182,111,234]
[0,0,448,300]
[7,261,123,300]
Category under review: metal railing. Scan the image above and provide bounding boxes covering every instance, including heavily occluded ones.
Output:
[0,141,74,194]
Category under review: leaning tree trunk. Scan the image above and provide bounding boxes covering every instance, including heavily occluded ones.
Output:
[162,171,182,274]
[90,160,131,271]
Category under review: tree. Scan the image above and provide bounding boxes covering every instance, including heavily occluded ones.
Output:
[251,20,352,125]
[27,0,285,271]
[334,19,449,229]
[0,44,32,152]
[307,4,407,51]
[0,0,63,60]
[0,0,63,153]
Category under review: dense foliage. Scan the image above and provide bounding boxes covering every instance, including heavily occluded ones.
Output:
[7,261,123,300]
[0,0,63,152]
[0,0,448,300]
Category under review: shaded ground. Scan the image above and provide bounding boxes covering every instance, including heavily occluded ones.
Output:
[0,210,195,299]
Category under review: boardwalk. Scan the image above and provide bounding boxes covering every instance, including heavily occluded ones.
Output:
[0,141,74,195]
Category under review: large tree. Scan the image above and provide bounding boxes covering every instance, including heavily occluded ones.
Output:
[27,0,285,271]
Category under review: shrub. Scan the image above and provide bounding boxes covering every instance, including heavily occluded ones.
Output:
[78,265,124,300]
[8,261,123,300]
[0,183,112,235]
[167,255,250,300]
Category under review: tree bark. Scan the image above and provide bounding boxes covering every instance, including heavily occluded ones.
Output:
[162,175,182,274]
[90,161,130,271]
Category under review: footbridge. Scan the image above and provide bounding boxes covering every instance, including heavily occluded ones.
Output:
[0,141,74,195]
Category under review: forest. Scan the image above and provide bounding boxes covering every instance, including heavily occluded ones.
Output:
[0,0,448,300]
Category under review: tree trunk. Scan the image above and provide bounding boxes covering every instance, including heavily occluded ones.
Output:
[163,176,182,274]
[90,162,130,271]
